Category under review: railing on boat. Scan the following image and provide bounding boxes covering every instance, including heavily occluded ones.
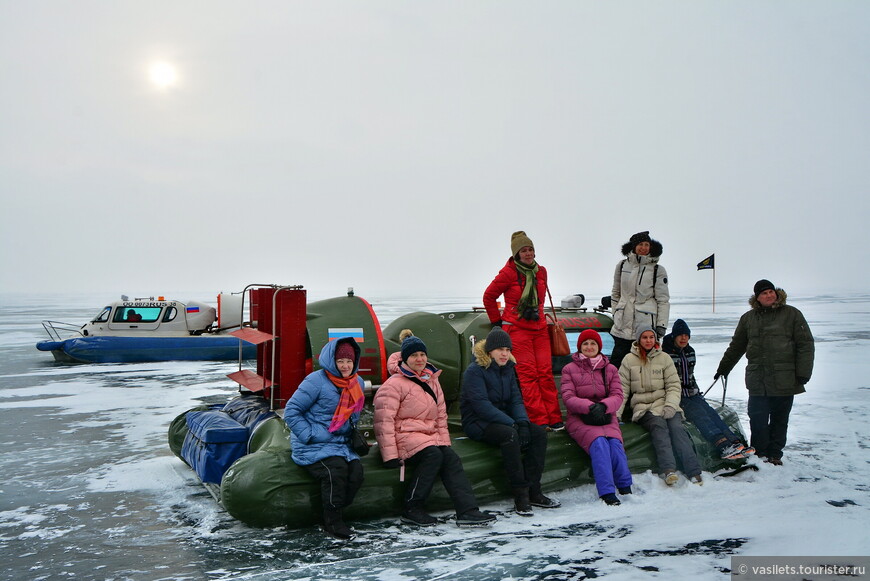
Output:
[41,321,84,341]
[469,297,612,315]
[227,284,307,411]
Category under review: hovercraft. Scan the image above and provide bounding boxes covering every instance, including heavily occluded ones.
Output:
[169,285,746,528]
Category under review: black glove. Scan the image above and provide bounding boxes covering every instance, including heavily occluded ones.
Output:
[383,458,401,469]
[797,376,810,385]
[492,320,503,328]
[516,423,531,448]
[589,402,607,423]
[655,326,666,339]
[714,372,726,381]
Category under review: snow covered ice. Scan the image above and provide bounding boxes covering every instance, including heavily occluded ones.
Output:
[1,293,868,580]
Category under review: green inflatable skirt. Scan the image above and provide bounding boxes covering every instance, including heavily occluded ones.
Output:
[169,405,747,529]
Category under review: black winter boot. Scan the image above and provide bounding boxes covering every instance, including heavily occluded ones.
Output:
[529,489,561,509]
[456,508,497,527]
[601,493,621,506]
[401,503,438,526]
[513,487,533,516]
[323,509,355,540]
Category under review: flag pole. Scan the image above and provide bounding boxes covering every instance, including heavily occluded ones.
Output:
[712,263,716,313]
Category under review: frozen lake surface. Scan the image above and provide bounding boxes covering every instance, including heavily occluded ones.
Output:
[1,292,868,580]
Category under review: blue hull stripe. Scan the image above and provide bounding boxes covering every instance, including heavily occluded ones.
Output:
[36,336,256,363]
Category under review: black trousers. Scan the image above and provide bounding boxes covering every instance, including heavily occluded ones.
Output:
[748,395,794,460]
[478,422,547,493]
[404,445,477,515]
[609,336,634,371]
[304,456,364,511]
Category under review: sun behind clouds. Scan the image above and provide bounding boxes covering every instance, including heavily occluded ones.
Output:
[148,61,179,90]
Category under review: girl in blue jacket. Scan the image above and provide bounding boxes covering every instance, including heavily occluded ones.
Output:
[284,337,366,540]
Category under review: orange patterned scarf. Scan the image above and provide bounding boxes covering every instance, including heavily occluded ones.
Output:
[326,371,364,432]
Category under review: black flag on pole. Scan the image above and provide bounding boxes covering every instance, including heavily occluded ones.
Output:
[697,254,715,270]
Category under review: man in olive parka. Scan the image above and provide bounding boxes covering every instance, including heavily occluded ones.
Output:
[716,279,814,465]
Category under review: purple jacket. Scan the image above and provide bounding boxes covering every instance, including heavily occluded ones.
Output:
[559,353,625,452]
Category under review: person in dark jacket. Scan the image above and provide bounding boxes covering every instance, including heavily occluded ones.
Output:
[716,280,814,466]
[284,337,366,540]
[662,319,752,460]
[460,327,560,515]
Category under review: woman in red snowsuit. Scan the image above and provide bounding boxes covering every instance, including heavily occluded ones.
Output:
[483,231,564,429]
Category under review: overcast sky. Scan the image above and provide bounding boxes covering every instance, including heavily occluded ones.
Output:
[2,2,867,303]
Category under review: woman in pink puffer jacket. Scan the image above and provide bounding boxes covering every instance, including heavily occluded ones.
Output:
[374,330,495,528]
[560,329,632,506]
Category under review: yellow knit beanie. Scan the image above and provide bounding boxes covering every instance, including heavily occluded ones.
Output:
[510,231,534,257]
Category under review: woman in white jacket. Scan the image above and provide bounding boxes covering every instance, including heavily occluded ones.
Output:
[609,231,670,370]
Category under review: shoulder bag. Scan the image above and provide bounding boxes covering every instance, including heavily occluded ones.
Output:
[546,286,571,356]
[348,418,371,456]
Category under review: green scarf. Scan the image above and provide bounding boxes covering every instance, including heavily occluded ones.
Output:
[515,259,539,316]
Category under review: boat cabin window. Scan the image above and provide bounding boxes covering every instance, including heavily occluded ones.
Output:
[114,307,162,323]
[92,307,111,324]
[162,306,178,322]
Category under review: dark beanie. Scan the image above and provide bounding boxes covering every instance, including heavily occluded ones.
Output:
[577,329,603,352]
[754,279,775,298]
[335,340,356,362]
[629,231,652,247]
[671,319,690,337]
[401,335,427,361]
[485,327,512,352]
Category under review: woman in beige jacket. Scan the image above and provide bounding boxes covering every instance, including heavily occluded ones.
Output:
[618,326,702,486]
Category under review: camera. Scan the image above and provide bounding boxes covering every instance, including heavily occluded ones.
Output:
[521,306,539,321]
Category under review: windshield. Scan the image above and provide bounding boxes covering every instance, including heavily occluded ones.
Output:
[92,307,111,323]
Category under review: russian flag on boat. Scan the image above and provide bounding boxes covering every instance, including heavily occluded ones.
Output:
[187,306,200,313]
[328,328,364,342]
